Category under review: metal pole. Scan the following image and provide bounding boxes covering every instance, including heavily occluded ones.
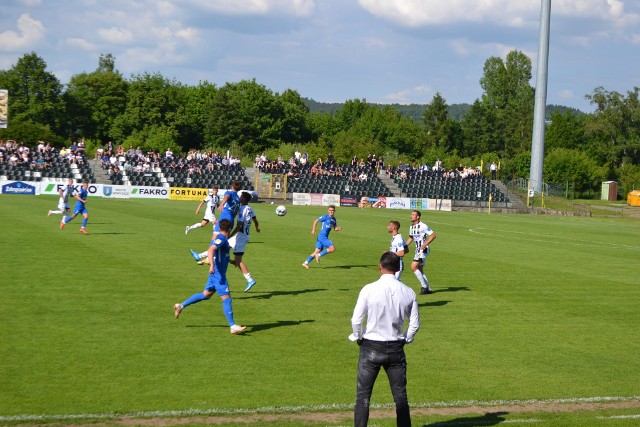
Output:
[529,0,551,193]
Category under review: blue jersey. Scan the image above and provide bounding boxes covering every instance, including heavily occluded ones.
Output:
[317,214,337,239]
[209,234,231,280]
[72,186,88,215]
[220,190,240,223]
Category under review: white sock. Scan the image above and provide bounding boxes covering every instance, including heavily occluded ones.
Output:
[244,272,253,282]
[61,215,67,223]
[422,274,431,290]
[189,223,202,230]
[50,210,62,215]
[198,251,207,259]
[414,270,428,288]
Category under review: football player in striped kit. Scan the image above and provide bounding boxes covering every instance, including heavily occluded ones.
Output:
[48,178,74,225]
[405,210,436,295]
[387,220,407,281]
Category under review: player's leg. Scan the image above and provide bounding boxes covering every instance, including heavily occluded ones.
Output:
[217,282,246,334]
[80,212,89,234]
[318,239,334,259]
[174,288,214,318]
[303,242,322,267]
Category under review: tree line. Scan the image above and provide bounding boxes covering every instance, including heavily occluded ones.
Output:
[1,51,639,197]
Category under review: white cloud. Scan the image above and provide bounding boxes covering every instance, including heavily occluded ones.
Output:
[0,14,46,52]
[357,0,639,28]
[64,38,97,51]
[384,84,433,104]
[179,0,315,16]
[97,27,134,44]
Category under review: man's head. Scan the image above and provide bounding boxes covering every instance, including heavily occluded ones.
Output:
[388,220,400,234]
[218,219,232,233]
[328,205,336,216]
[379,251,400,273]
[232,180,243,191]
[240,191,251,204]
[410,210,421,223]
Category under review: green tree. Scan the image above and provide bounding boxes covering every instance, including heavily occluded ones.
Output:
[204,79,283,155]
[0,52,65,137]
[109,72,185,152]
[543,148,602,192]
[422,92,463,153]
[545,110,586,151]
[584,86,640,167]
[64,54,128,143]
[469,50,535,157]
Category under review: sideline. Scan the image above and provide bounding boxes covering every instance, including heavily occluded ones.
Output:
[2,395,639,424]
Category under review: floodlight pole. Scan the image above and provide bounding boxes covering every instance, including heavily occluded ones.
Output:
[529,0,551,193]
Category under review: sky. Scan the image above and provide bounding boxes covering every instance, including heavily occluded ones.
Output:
[1,0,639,113]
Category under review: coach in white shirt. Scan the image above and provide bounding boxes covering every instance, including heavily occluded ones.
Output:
[350,251,420,427]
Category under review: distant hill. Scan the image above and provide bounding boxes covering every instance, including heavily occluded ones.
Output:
[303,98,583,122]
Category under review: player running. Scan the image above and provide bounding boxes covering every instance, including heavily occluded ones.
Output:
[302,205,341,268]
[48,178,74,226]
[185,186,219,235]
[60,181,90,234]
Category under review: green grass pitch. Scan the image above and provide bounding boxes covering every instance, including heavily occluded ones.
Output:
[0,195,639,425]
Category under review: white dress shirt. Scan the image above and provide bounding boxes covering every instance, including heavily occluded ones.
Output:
[351,274,420,343]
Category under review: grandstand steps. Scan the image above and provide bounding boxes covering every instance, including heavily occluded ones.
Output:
[491,180,528,210]
[377,171,401,196]
[88,159,112,185]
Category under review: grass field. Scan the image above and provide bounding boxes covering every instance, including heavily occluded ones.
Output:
[1,194,639,426]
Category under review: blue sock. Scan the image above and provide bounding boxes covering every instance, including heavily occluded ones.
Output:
[319,249,328,257]
[222,298,235,326]
[81,218,88,228]
[65,216,73,224]
[182,292,209,308]
[306,255,314,263]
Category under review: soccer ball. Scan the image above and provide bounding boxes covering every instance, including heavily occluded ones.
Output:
[276,205,287,216]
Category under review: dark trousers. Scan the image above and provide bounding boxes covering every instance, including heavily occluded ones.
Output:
[354,339,410,427]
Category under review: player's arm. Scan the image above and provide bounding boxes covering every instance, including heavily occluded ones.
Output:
[421,232,437,250]
[229,222,242,238]
[311,218,319,234]
[208,244,216,274]
[74,192,86,203]
[405,236,414,246]
[334,225,342,232]
[195,199,205,214]
[252,216,260,233]
[217,195,229,212]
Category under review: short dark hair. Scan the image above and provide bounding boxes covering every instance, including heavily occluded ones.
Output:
[412,210,421,218]
[232,180,243,191]
[240,191,251,203]
[218,219,232,232]
[389,220,400,230]
[379,251,400,273]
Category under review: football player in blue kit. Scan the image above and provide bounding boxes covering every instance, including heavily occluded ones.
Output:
[60,181,89,234]
[302,205,342,268]
[174,219,247,335]
[212,180,242,239]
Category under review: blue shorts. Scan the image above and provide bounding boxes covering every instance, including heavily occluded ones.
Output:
[204,274,230,296]
[315,237,333,250]
[73,205,88,216]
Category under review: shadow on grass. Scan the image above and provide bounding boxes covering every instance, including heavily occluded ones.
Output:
[323,264,376,269]
[423,411,508,426]
[418,300,450,308]
[241,288,328,300]
[432,286,471,293]
[248,319,315,333]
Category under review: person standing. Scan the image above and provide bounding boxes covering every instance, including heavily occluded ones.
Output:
[48,178,74,225]
[302,205,341,268]
[229,191,260,292]
[174,219,246,335]
[350,251,420,427]
[185,186,219,235]
[404,210,436,295]
[490,161,498,180]
[388,220,407,281]
[61,181,89,234]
